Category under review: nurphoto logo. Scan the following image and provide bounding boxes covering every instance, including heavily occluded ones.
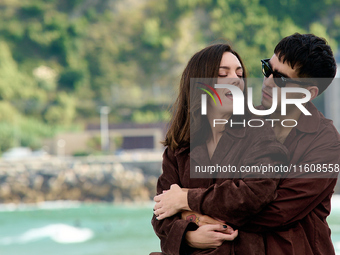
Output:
[199,81,312,128]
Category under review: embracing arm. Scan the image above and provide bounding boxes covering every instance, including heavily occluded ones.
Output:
[242,178,337,232]
[186,139,288,227]
[154,137,288,226]
[243,139,340,231]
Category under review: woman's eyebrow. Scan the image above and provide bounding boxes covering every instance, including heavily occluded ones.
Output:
[219,66,243,70]
[219,66,229,70]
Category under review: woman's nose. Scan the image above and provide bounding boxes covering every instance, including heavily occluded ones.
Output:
[229,74,241,87]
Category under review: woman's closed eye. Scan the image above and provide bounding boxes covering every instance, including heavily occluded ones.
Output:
[218,73,243,78]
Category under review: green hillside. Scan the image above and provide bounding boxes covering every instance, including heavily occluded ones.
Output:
[0,0,339,153]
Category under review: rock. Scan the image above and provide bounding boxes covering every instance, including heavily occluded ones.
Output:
[0,156,159,203]
[33,175,44,190]
[113,189,122,203]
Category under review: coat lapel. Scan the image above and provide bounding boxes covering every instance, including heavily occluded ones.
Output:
[190,143,211,166]
[210,133,235,166]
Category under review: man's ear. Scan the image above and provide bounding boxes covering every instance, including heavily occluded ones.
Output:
[308,86,319,101]
[302,86,319,101]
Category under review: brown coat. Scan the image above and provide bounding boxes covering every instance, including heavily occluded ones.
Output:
[187,102,340,255]
[242,102,340,255]
[152,121,289,255]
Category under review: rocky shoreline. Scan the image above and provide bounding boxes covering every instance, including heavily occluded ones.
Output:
[0,155,160,204]
[1,155,339,204]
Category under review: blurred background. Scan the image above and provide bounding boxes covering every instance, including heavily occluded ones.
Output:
[0,0,339,254]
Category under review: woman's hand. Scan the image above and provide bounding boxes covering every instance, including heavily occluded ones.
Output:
[186,224,238,249]
[153,184,190,220]
[182,211,226,227]
[182,210,237,248]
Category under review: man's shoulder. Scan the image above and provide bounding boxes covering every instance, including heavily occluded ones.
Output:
[312,108,340,144]
[292,106,340,168]
[319,112,339,133]
[297,103,340,144]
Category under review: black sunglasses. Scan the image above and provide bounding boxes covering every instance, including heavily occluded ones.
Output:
[261,58,309,88]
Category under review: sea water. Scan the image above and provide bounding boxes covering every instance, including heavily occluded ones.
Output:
[0,196,339,255]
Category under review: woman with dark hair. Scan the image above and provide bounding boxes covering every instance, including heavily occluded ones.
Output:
[151,44,288,255]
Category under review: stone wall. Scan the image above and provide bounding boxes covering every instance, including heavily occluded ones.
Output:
[0,156,161,204]
[1,155,339,204]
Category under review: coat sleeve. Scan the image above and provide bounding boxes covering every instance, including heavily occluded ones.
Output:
[151,148,197,255]
[243,138,340,231]
[187,137,289,227]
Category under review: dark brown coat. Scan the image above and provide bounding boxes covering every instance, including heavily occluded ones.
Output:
[243,102,340,255]
[152,121,289,255]
[185,103,340,255]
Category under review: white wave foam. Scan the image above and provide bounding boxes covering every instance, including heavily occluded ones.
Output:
[332,194,340,210]
[335,241,340,254]
[0,224,93,245]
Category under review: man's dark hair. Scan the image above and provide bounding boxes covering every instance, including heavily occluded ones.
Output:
[274,33,337,95]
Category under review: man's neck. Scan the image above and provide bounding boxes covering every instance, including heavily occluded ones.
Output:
[269,107,303,144]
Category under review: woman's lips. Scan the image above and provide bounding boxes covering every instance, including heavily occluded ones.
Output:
[225,92,233,101]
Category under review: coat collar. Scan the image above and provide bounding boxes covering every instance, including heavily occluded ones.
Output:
[189,125,243,167]
[223,122,247,138]
[256,102,320,134]
[174,146,189,156]
[294,102,320,134]
[174,122,246,157]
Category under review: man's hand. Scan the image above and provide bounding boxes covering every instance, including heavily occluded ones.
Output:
[182,211,226,227]
[186,224,238,249]
[153,184,189,220]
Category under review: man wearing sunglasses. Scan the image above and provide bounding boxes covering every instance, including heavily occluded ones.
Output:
[243,33,340,255]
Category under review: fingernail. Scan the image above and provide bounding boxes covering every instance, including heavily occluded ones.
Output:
[223,225,227,229]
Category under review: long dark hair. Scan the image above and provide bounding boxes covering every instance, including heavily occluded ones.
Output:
[163,44,248,151]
